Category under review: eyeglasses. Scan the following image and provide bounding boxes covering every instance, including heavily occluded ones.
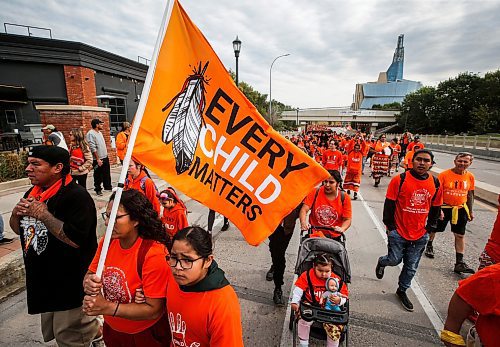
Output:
[165,255,204,270]
[101,212,129,222]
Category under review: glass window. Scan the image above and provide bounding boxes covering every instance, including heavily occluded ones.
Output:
[107,98,127,135]
[5,110,17,124]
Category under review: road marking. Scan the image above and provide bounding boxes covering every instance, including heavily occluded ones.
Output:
[280,274,298,346]
[358,192,444,335]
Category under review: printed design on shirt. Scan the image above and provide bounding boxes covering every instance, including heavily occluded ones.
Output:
[102,267,132,304]
[403,188,431,214]
[169,312,200,347]
[445,180,469,197]
[315,205,339,226]
[20,216,48,255]
[163,216,176,231]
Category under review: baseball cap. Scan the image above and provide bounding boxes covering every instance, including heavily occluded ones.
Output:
[42,124,56,131]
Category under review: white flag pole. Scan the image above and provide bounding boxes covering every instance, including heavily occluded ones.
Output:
[95,0,175,278]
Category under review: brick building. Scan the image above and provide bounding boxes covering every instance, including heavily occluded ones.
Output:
[0,32,148,162]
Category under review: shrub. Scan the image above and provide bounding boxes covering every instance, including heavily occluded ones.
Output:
[0,152,28,183]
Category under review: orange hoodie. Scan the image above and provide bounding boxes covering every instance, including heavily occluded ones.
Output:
[162,204,188,238]
[124,171,161,214]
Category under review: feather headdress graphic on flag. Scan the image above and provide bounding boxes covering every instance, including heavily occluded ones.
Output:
[132,0,330,245]
[162,62,209,174]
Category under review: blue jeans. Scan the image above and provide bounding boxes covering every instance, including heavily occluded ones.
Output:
[378,230,429,291]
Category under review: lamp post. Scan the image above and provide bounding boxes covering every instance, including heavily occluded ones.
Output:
[269,53,290,126]
[232,36,242,86]
[296,107,299,127]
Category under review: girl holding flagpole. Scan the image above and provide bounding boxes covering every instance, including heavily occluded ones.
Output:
[83,190,170,346]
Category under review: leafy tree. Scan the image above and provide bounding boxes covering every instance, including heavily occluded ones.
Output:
[372,102,401,110]
[398,86,436,132]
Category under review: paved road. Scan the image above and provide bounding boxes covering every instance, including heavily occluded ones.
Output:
[0,172,497,346]
[432,151,500,187]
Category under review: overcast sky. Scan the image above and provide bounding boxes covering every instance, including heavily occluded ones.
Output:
[2,0,500,108]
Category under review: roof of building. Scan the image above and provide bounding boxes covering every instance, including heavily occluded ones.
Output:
[0,33,148,80]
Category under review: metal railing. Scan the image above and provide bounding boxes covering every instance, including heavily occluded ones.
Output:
[387,134,500,151]
[4,23,52,38]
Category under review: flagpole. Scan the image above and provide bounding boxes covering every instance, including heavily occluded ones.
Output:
[95,0,176,278]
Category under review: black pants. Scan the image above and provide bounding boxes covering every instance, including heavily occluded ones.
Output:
[72,174,88,189]
[269,204,301,287]
[93,157,112,192]
[208,209,228,232]
[269,225,294,287]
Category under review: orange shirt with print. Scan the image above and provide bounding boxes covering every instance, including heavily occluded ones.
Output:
[456,263,500,347]
[390,143,401,154]
[407,141,424,152]
[89,238,169,334]
[166,271,244,347]
[124,171,161,214]
[322,150,343,171]
[304,186,352,238]
[294,268,348,304]
[438,169,475,206]
[347,151,363,173]
[386,173,443,241]
[161,205,188,238]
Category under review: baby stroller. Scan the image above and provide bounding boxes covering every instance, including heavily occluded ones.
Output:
[289,226,351,346]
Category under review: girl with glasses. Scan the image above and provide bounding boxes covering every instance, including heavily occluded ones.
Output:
[138,226,244,346]
[82,189,171,346]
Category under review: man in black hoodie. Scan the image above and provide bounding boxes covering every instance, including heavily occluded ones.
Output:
[375,149,443,312]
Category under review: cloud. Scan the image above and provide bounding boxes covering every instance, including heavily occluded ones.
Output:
[2,0,500,107]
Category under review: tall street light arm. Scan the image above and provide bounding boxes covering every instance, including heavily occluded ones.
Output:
[269,53,290,127]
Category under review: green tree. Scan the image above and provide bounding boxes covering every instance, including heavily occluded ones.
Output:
[398,86,436,132]
[471,105,500,133]
[372,102,401,110]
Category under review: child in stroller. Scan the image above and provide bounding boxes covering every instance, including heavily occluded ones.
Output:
[291,253,349,347]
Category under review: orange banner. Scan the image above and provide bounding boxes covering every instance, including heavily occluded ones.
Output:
[133,0,329,245]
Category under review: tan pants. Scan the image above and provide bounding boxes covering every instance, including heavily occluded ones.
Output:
[41,306,99,347]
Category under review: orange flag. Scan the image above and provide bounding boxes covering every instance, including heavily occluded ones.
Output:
[133,0,329,245]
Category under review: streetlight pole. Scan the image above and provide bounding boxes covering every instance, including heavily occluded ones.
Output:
[269,53,290,127]
[296,107,299,127]
[232,36,242,86]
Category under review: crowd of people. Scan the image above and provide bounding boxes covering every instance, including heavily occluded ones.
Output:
[6,123,497,346]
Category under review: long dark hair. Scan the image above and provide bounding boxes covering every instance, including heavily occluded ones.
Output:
[173,226,212,258]
[109,190,167,245]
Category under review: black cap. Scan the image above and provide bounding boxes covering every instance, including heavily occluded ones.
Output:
[91,118,104,128]
[28,145,70,167]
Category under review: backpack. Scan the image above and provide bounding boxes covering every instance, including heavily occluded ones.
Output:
[137,239,154,281]
[397,172,440,201]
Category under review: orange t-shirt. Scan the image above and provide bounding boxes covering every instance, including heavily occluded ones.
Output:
[485,195,500,263]
[303,186,352,238]
[456,263,500,347]
[88,238,169,334]
[124,171,161,214]
[404,151,414,169]
[386,173,443,240]
[294,268,348,304]
[438,169,475,206]
[322,150,343,171]
[407,141,424,152]
[346,151,363,173]
[161,205,188,238]
[166,271,244,347]
[390,143,401,154]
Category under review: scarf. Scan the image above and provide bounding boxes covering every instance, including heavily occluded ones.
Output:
[27,174,73,202]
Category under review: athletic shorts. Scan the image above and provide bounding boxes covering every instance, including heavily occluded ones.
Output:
[435,207,468,235]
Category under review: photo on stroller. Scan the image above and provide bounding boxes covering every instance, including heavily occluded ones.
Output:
[289,227,352,346]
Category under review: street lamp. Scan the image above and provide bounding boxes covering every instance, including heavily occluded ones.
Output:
[296,107,299,126]
[232,36,242,86]
[269,53,290,127]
